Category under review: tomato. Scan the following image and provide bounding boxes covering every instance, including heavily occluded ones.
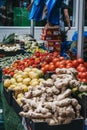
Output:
[55,61,60,68]
[77,72,83,79]
[66,63,73,68]
[52,58,59,64]
[81,72,87,79]
[77,58,84,64]
[35,59,40,64]
[41,67,46,74]
[32,64,38,68]
[45,56,52,63]
[59,60,66,66]
[72,60,79,68]
[35,52,40,57]
[49,62,54,65]
[41,61,47,68]
[9,72,14,77]
[78,63,85,67]
[66,60,72,64]
[81,78,87,83]
[59,64,65,68]
[49,64,55,71]
[78,67,87,72]
[53,51,59,57]
[84,62,87,68]
[66,66,72,69]
[44,64,49,71]
[58,56,65,61]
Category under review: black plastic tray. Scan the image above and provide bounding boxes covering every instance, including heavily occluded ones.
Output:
[12,96,23,120]
[76,94,87,118]
[3,87,13,105]
[0,49,25,57]
[25,118,84,130]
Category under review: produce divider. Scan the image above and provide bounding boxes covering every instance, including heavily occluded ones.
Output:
[75,95,87,118]
[24,118,84,130]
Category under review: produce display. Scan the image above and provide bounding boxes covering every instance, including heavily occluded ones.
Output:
[3,51,59,76]
[0,44,21,51]
[2,33,35,44]
[0,53,31,69]
[19,68,81,125]
[4,67,44,106]
[1,32,87,130]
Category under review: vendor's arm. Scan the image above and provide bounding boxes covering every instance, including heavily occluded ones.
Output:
[62,0,71,30]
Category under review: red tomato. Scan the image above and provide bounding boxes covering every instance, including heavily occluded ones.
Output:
[72,60,79,68]
[32,64,38,68]
[77,66,86,72]
[77,58,84,64]
[53,51,59,57]
[59,64,65,68]
[81,72,87,79]
[55,61,60,68]
[78,67,87,72]
[58,56,65,61]
[9,72,14,77]
[66,63,73,68]
[41,61,47,68]
[77,72,83,79]
[45,56,52,63]
[52,58,59,64]
[44,64,49,71]
[49,62,54,65]
[49,64,55,71]
[35,59,40,64]
[66,60,72,64]
[81,78,87,83]
[78,63,85,67]
[66,66,72,69]
[41,67,46,74]
[84,62,87,68]
[59,60,66,66]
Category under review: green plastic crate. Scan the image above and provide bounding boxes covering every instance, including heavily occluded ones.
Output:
[13,7,30,26]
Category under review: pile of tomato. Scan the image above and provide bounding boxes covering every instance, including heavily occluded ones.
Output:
[3,51,87,83]
[41,57,87,83]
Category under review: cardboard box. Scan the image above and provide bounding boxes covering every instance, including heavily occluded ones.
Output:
[44,40,61,52]
[42,27,60,36]
[41,34,60,40]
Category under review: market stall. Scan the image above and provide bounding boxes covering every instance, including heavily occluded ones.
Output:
[0,0,87,130]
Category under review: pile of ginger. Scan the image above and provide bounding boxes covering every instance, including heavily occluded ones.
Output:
[19,68,82,125]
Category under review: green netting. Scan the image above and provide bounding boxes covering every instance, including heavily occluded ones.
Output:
[13,7,30,26]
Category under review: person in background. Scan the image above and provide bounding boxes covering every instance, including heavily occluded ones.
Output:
[60,0,71,31]
[46,0,71,31]
[27,0,71,31]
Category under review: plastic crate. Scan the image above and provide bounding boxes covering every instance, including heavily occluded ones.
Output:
[25,118,84,130]
[13,7,30,26]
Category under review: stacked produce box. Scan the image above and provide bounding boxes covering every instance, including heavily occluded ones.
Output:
[41,27,62,53]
